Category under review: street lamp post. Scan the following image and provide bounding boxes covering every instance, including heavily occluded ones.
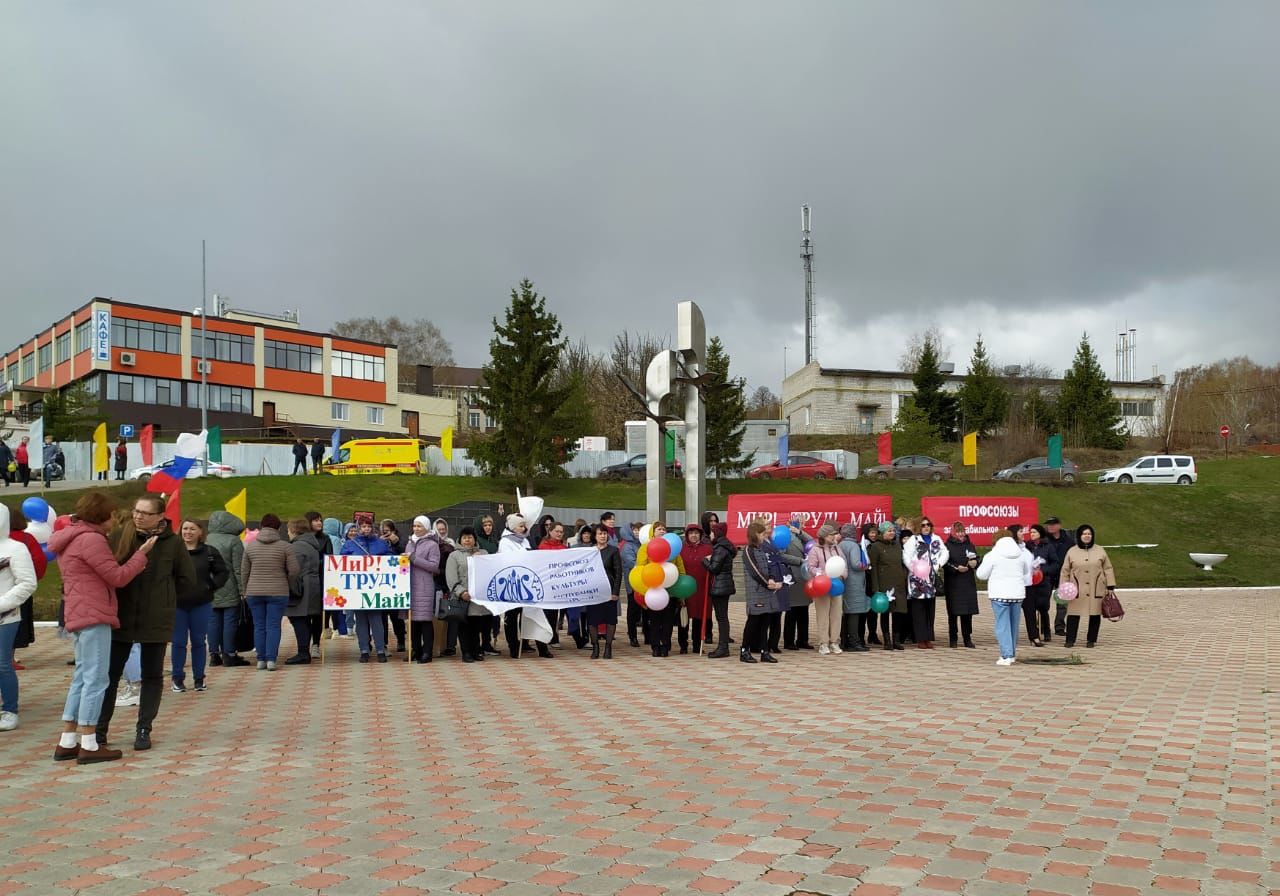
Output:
[199,240,208,471]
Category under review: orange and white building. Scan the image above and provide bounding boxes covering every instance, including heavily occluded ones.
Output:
[1,298,455,442]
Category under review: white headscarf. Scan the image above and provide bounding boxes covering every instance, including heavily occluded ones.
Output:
[410,515,432,543]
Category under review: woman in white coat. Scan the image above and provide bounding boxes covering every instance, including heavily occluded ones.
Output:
[975,534,1032,666]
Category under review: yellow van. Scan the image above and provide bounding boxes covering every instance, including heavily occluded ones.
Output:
[323,438,425,475]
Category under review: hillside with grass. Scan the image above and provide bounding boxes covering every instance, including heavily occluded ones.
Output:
[8,455,1275,618]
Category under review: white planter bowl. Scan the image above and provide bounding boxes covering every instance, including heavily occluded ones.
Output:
[1189,552,1228,570]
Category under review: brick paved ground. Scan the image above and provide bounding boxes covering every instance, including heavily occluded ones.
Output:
[1,590,1276,896]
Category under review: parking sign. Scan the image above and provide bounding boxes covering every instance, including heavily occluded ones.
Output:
[119,424,135,439]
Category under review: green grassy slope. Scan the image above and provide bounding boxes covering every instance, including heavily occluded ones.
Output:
[8,455,1275,617]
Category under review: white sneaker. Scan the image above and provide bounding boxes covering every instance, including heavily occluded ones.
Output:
[818,644,830,655]
[0,711,18,731]
[310,645,321,658]
[829,643,843,655]
[996,657,1013,666]
[114,683,140,707]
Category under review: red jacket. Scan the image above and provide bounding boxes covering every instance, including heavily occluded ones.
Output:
[48,521,149,632]
[681,537,713,618]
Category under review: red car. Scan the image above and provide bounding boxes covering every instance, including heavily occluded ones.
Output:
[747,454,837,480]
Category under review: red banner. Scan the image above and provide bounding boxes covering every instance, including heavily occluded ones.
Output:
[876,431,892,465]
[726,494,893,544]
[139,424,154,466]
[920,496,1039,547]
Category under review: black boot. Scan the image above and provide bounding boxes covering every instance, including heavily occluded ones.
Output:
[739,648,757,664]
[949,637,958,648]
[851,639,869,652]
[537,642,553,658]
[591,636,601,659]
[707,645,729,658]
[760,651,778,663]
[134,728,152,751]
[604,625,615,659]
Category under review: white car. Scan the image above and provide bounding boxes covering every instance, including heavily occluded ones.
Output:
[1098,455,1196,485]
[127,459,237,482]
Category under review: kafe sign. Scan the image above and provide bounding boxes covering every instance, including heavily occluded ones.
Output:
[725,494,893,544]
[93,308,111,362]
[920,497,1039,547]
[323,554,411,611]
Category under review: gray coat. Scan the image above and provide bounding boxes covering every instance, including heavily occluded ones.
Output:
[445,545,492,617]
[206,511,245,609]
[777,528,811,613]
[741,544,781,616]
[286,533,324,617]
[836,539,870,614]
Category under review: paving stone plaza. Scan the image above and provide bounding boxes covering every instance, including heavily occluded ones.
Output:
[1,590,1275,896]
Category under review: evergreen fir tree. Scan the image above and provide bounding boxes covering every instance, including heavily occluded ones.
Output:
[1057,334,1125,448]
[957,335,1010,437]
[912,336,958,441]
[703,336,752,495]
[890,398,942,457]
[470,279,591,490]
[43,380,105,442]
[1021,387,1058,438]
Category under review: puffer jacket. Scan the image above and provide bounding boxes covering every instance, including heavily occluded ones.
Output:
[242,527,300,597]
[109,521,196,643]
[445,544,492,617]
[976,536,1032,602]
[206,511,246,609]
[48,521,147,632]
[0,505,39,627]
[702,536,738,597]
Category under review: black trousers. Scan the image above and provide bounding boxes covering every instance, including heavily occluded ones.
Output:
[18,463,30,487]
[909,599,936,643]
[743,614,776,653]
[763,612,782,653]
[289,616,311,656]
[710,596,731,650]
[292,457,307,474]
[1023,602,1050,642]
[892,611,911,644]
[863,610,889,640]
[1054,600,1068,632]
[783,604,809,648]
[459,616,484,658]
[844,612,865,645]
[626,590,644,642]
[1065,615,1102,645]
[948,613,974,643]
[410,617,435,659]
[97,641,166,738]
[382,613,406,648]
[503,610,549,656]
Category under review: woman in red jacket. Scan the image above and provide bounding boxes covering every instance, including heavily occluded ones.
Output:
[48,492,154,764]
[681,524,713,654]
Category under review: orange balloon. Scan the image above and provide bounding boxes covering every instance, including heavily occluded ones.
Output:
[641,563,666,589]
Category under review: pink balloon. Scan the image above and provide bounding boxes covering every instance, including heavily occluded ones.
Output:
[1058,581,1078,600]
[243,529,260,543]
[645,587,670,611]
[911,558,932,579]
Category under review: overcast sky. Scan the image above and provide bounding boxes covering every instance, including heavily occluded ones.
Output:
[4,2,1278,395]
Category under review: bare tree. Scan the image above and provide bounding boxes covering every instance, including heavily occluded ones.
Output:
[335,316,456,390]
[897,326,952,373]
[746,385,782,420]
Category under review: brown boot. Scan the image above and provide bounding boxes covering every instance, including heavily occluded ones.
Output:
[53,743,80,762]
[77,743,123,764]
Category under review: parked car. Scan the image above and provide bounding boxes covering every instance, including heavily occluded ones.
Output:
[599,454,682,481]
[993,456,1080,483]
[861,455,954,481]
[747,455,837,480]
[1098,454,1197,485]
[128,459,236,482]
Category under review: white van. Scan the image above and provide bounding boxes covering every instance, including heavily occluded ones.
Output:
[1098,455,1197,485]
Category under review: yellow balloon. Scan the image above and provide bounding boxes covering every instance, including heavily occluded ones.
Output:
[628,566,649,595]
[637,543,648,564]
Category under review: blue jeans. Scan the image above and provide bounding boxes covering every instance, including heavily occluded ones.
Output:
[991,599,1022,659]
[247,596,288,662]
[208,604,241,657]
[172,603,213,683]
[355,612,387,656]
[61,624,113,725]
[0,621,20,714]
[123,642,141,682]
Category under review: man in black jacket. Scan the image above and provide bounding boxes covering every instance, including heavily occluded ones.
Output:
[309,438,326,474]
[1044,517,1076,635]
[291,439,308,475]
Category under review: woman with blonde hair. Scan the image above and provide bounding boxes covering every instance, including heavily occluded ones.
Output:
[739,518,785,664]
[172,519,228,690]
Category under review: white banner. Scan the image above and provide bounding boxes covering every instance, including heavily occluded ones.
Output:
[468,547,612,616]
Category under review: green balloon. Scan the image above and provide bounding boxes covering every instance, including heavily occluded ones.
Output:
[670,574,697,599]
[870,592,891,614]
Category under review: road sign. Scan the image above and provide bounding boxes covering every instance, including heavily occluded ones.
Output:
[1220,425,1230,439]
[119,424,135,439]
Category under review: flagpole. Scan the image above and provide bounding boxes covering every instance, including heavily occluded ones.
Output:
[200,240,209,474]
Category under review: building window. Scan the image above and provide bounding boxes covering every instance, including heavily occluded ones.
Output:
[21,354,34,381]
[111,318,181,354]
[468,411,481,428]
[401,410,412,428]
[264,339,322,373]
[485,414,495,429]
[187,383,253,414]
[5,362,16,384]
[74,320,92,354]
[55,332,72,364]
[331,401,349,421]
[366,406,384,425]
[38,343,52,373]
[106,373,184,407]
[1121,400,1155,417]
[331,349,385,382]
[193,331,255,364]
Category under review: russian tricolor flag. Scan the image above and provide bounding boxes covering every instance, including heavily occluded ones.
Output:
[147,430,207,527]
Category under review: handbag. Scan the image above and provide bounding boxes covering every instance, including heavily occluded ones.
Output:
[1100,590,1125,621]
[437,593,467,622]
[234,601,255,652]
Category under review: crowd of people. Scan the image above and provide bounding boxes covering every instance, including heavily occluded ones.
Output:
[0,488,1119,765]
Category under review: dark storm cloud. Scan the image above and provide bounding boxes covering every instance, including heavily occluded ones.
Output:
[3,2,1278,391]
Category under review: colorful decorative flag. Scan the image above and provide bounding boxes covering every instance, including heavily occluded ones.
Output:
[140,424,154,466]
[28,417,44,469]
[146,430,207,528]
[778,432,789,466]
[208,425,222,463]
[1047,434,1063,468]
[225,487,247,534]
[92,422,110,475]
[962,432,977,467]
[876,431,892,465]
[330,428,342,459]
[441,426,454,462]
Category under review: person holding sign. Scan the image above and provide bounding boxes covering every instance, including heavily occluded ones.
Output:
[340,518,392,663]
[445,526,490,662]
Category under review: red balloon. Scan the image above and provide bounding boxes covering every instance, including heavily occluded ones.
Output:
[646,536,671,563]
[804,578,820,598]
[812,574,832,596]
[1031,568,1044,585]
[53,514,73,532]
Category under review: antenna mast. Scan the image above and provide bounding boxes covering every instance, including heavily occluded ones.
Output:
[802,204,815,366]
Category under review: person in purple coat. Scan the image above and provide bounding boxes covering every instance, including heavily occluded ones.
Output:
[406,516,440,663]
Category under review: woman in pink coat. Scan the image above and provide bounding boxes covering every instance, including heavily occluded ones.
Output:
[49,492,154,765]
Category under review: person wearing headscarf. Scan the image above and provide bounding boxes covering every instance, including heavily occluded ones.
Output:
[805,524,844,655]
[406,516,441,663]
[942,522,979,648]
[429,519,459,656]
[867,520,908,650]
[976,533,1032,665]
[900,517,947,649]
[836,524,870,651]
[471,513,502,653]
[1059,524,1115,649]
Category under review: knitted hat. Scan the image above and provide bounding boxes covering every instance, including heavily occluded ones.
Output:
[817,523,838,540]
[505,514,526,532]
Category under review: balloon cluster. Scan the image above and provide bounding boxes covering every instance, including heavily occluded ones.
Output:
[627,525,697,612]
[21,496,61,562]
[803,555,850,598]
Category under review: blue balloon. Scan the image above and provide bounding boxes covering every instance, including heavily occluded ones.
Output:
[771,524,791,550]
[828,577,845,597]
[43,547,56,563]
[21,496,50,524]
[663,532,683,559]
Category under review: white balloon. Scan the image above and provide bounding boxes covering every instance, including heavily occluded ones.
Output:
[45,505,59,526]
[825,556,848,579]
[645,586,670,611]
[27,522,53,544]
[661,562,679,588]
[639,524,654,545]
